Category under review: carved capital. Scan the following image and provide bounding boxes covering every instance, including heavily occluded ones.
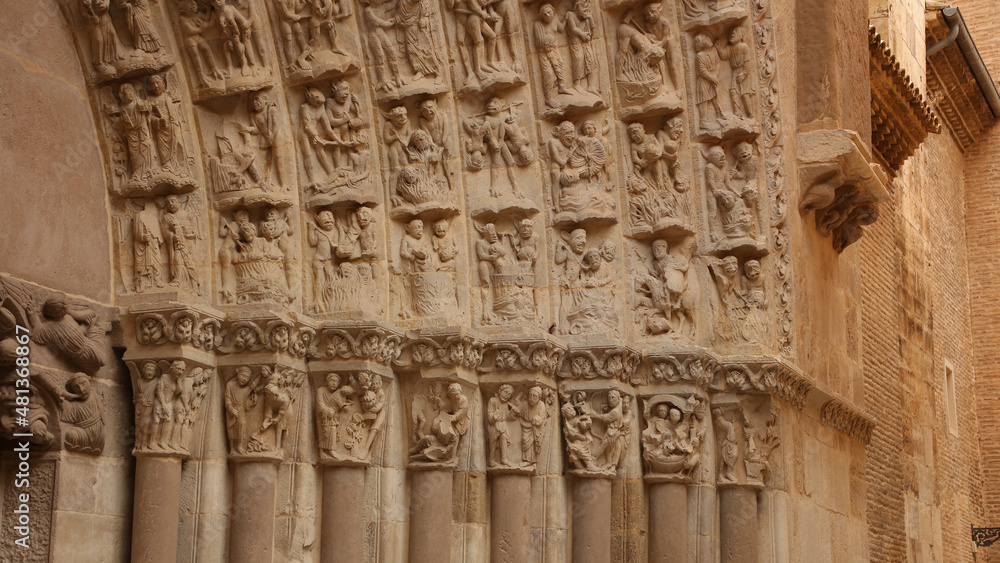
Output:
[407,379,474,470]
[713,356,810,409]
[395,329,486,375]
[221,363,308,461]
[317,322,404,367]
[797,129,889,252]
[124,357,215,458]
[479,337,566,379]
[819,399,874,445]
[647,347,720,389]
[314,370,390,466]
[558,344,642,384]
[217,315,316,360]
[640,393,709,483]
[712,396,780,488]
[127,305,224,354]
[484,383,556,474]
[558,383,636,478]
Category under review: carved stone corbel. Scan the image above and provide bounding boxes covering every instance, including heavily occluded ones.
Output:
[797,129,889,252]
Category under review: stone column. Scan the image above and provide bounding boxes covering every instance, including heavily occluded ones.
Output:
[490,473,531,562]
[321,466,366,563]
[719,486,758,563]
[648,482,687,563]
[572,476,612,563]
[131,456,182,563]
[408,469,454,563]
[229,460,280,563]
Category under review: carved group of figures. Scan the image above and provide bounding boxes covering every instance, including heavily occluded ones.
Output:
[131,360,212,453]
[462,96,534,199]
[176,0,272,92]
[560,389,633,476]
[224,364,307,455]
[397,218,459,317]
[626,117,690,231]
[713,401,779,486]
[384,99,455,209]
[632,237,696,338]
[0,285,108,455]
[693,25,755,134]
[486,384,554,470]
[76,0,169,80]
[119,194,203,295]
[101,74,195,194]
[474,217,539,324]
[315,371,386,463]
[709,254,768,344]
[409,381,470,465]
[273,0,357,76]
[218,206,297,305]
[308,206,380,313]
[640,394,706,478]
[359,0,446,94]
[554,228,619,336]
[447,0,523,88]
[208,89,289,196]
[532,0,601,108]
[298,80,371,192]
[615,2,679,108]
[547,118,613,219]
[705,140,760,248]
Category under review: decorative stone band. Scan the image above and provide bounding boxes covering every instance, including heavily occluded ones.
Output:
[557,343,643,383]
[478,335,566,379]
[819,398,875,445]
[317,321,404,367]
[129,304,224,353]
[394,328,486,371]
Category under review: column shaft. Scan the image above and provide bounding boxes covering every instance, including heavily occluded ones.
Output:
[322,466,366,563]
[131,456,182,563]
[572,477,611,563]
[648,482,687,563]
[719,486,758,563]
[408,469,453,563]
[490,473,530,563]
[229,461,279,563]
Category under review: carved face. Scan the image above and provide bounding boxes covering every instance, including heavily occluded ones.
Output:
[166,195,181,213]
[607,390,621,407]
[141,361,157,380]
[707,147,726,167]
[652,240,668,260]
[600,242,616,262]
[411,129,431,150]
[361,390,377,411]
[528,387,542,405]
[655,404,668,418]
[239,224,256,242]
[582,121,597,137]
[578,415,592,432]
[389,107,408,127]
[447,383,463,400]
[486,97,504,115]
[517,220,533,239]
[582,250,601,270]
[419,100,437,120]
[434,220,448,237]
[148,76,165,96]
[556,122,577,146]
[261,209,282,238]
[176,316,194,340]
[334,81,350,103]
[237,368,252,386]
[273,326,289,349]
[540,4,554,22]
[484,223,498,243]
[499,385,514,401]
[644,3,661,21]
[627,123,644,144]
[666,118,684,140]
[169,360,187,377]
[356,207,374,227]
[744,260,761,280]
[69,376,91,399]
[307,88,325,106]
[729,26,744,44]
[723,256,739,275]
[181,0,198,15]
[407,220,423,238]
[325,373,340,390]
[669,407,682,423]
[251,92,265,112]
[120,83,136,103]
[735,142,753,162]
[570,229,587,253]
[317,210,335,230]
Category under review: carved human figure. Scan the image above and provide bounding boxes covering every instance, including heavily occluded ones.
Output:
[476,222,506,290]
[161,195,201,294]
[308,0,349,56]
[475,96,533,196]
[132,200,163,292]
[565,0,599,94]
[410,382,470,463]
[213,0,259,77]
[308,209,339,308]
[554,229,618,335]
[705,146,756,242]
[548,120,609,213]
[60,374,105,454]
[656,116,687,191]
[534,4,570,107]
[694,33,724,131]
[431,219,458,271]
[299,87,338,183]
[275,0,311,70]
[512,217,539,271]
[253,366,299,451]
[487,384,520,466]
[179,0,225,86]
[315,372,354,456]
[627,122,666,189]
[394,0,444,82]
[81,0,123,74]
[117,0,163,54]
[219,208,295,305]
[241,90,285,186]
[616,2,676,102]
[635,238,695,336]
[399,219,432,273]
[346,206,378,258]
[561,401,597,470]
[325,80,367,169]
[713,407,738,483]
[447,0,494,83]
[591,390,630,468]
[717,26,754,119]
[28,294,106,375]
[362,0,403,92]
[152,360,184,449]
[418,98,455,190]
[519,386,548,464]
[709,254,741,318]
[740,259,768,342]
[146,74,188,175]
[113,82,153,183]
[134,361,160,449]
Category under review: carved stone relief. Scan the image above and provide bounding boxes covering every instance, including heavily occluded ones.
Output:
[407,380,472,467]
[61,0,176,83]
[472,216,542,326]
[712,396,779,487]
[223,364,307,457]
[443,0,526,92]
[708,254,769,346]
[170,0,277,99]
[689,22,758,139]
[460,94,539,210]
[528,0,606,116]
[126,359,214,454]
[559,388,634,477]
[392,217,462,320]
[99,71,200,195]
[611,1,683,118]
[640,393,707,481]
[314,370,388,464]
[552,227,621,337]
[623,116,692,235]
[218,205,299,305]
[268,0,362,82]
[484,384,555,472]
[307,205,383,316]
[701,139,765,254]
[545,116,616,225]
[630,237,697,339]
[133,308,223,350]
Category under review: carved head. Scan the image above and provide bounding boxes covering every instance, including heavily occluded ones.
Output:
[238,223,256,242]
[168,360,187,377]
[722,255,739,275]
[175,315,194,341]
[306,87,325,107]
[665,116,684,140]
[361,390,378,411]
[582,249,602,271]
[561,402,577,419]
[516,218,534,239]
[607,389,621,407]
[528,386,542,405]
[67,374,91,399]
[181,0,199,15]
[236,367,252,386]
[119,83,136,103]
[419,98,438,120]
[148,75,165,96]
[483,223,498,242]
[434,219,449,237]
[578,414,593,432]
[325,372,340,390]
[42,294,68,320]
[141,361,158,380]
[555,121,577,145]
[569,229,587,253]
[166,195,182,213]
[627,122,645,144]
[233,208,251,226]
[356,206,375,228]
[643,2,661,21]
[652,239,668,260]
[333,80,351,103]
[260,208,282,238]
[250,91,266,112]
[600,241,617,262]
[410,129,431,150]
[729,25,744,44]
[694,33,714,52]
[447,382,463,400]
[539,3,555,22]
[655,403,668,419]
[316,210,336,231]
[388,106,408,126]
[407,219,424,238]
[744,259,761,280]
[573,0,591,17]
[498,384,514,401]
[706,146,726,167]
[486,97,504,115]
[669,406,682,423]
[581,120,597,137]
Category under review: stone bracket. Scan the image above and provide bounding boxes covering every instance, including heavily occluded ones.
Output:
[797,129,890,252]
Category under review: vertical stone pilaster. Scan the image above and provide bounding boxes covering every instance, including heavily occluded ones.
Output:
[408,469,454,563]
[230,459,280,563]
[131,456,183,563]
[321,465,366,563]
[572,476,612,563]
[648,482,688,563]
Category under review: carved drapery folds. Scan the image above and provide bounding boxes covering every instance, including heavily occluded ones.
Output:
[797,129,889,252]
[126,359,214,455]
